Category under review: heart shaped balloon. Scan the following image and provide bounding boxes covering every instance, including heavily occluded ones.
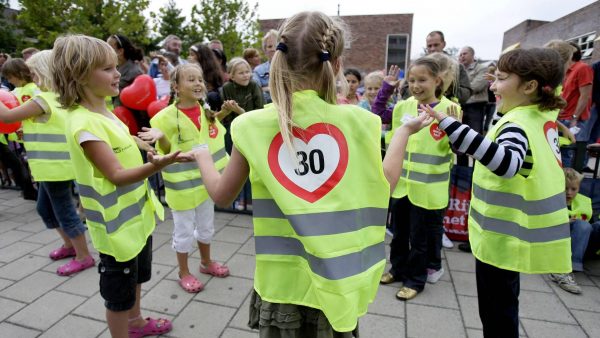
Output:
[113,105,139,135]
[147,95,170,118]
[119,75,157,111]
[0,91,22,133]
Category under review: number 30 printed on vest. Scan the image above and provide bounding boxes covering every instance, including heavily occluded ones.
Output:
[268,123,349,203]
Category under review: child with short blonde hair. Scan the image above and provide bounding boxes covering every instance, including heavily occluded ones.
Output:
[358,70,384,112]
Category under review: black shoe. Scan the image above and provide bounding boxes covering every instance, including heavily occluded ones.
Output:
[458,243,471,252]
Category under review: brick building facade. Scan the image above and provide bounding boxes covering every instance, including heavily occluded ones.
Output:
[502,1,600,63]
[259,13,413,74]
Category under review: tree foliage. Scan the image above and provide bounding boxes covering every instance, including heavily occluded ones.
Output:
[0,0,19,54]
[16,0,151,50]
[151,0,186,44]
[187,0,262,57]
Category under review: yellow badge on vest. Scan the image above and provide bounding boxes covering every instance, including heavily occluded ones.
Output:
[268,123,349,203]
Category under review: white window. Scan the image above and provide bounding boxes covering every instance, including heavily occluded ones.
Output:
[385,34,409,73]
[569,32,596,59]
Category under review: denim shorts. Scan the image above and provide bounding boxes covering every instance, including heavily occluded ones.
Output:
[36,180,86,238]
[99,236,153,312]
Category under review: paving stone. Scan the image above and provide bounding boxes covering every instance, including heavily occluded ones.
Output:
[221,327,257,338]
[360,313,404,338]
[368,284,405,318]
[407,304,465,338]
[458,295,481,329]
[1,197,30,207]
[38,314,106,338]
[521,318,587,338]
[214,226,253,244]
[0,277,13,291]
[521,273,553,292]
[55,265,99,297]
[195,276,253,308]
[572,309,600,337]
[23,229,64,245]
[445,251,475,273]
[190,240,241,263]
[30,238,67,258]
[141,279,196,315]
[0,241,42,263]
[228,214,253,228]
[520,289,577,324]
[0,220,22,234]
[0,297,26,321]
[151,241,178,266]
[0,254,51,280]
[229,292,252,330]
[572,271,595,286]
[72,292,106,322]
[437,259,452,283]
[0,271,65,302]
[0,322,40,337]
[141,263,175,292]
[8,202,38,214]
[226,253,255,280]
[466,328,483,338]
[169,301,235,337]
[151,232,172,251]
[238,238,255,255]
[0,230,32,249]
[215,212,237,221]
[451,271,477,296]
[154,219,174,236]
[411,280,459,309]
[15,219,46,233]
[8,290,86,331]
[548,282,600,312]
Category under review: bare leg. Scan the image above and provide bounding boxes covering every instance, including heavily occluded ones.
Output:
[106,308,129,338]
[69,233,91,261]
[176,251,192,278]
[55,228,72,248]
[198,241,211,266]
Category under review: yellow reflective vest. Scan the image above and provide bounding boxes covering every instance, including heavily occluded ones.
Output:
[12,82,38,104]
[232,90,389,332]
[150,103,229,210]
[569,193,592,221]
[66,106,164,262]
[469,104,571,273]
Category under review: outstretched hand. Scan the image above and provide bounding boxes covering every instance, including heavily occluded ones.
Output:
[384,65,401,88]
[148,150,181,168]
[138,127,164,143]
[420,104,449,122]
[400,112,434,135]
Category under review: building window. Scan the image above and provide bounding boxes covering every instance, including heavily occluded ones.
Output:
[386,34,409,73]
[569,32,596,59]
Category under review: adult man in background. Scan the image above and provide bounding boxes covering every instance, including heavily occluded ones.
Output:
[459,46,489,133]
[148,35,185,78]
[252,30,277,104]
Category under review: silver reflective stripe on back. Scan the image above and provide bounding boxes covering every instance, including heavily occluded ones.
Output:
[164,178,203,191]
[255,236,385,280]
[253,199,386,236]
[401,169,449,183]
[26,151,70,160]
[473,184,566,215]
[404,152,452,165]
[23,133,67,143]
[163,162,198,174]
[85,195,147,233]
[212,148,227,162]
[470,208,570,243]
[78,181,144,209]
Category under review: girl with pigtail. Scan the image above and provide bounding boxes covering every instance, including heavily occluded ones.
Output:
[181,11,432,336]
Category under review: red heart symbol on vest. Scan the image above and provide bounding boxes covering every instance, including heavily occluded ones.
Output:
[430,123,446,141]
[268,123,349,203]
[120,75,157,111]
[208,123,218,139]
[544,120,562,166]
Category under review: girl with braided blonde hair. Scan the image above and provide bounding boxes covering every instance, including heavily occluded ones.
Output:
[185,11,432,337]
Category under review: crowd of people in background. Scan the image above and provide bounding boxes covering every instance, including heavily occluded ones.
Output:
[0,10,600,338]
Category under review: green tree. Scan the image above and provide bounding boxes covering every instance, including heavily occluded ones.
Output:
[0,0,19,54]
[17,0,151,50]
[151,0,186,43]
[186,0,261,57]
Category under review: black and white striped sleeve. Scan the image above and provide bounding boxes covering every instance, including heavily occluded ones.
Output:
[439,117,529,178]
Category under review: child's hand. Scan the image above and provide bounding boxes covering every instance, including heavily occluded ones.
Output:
[384,65,401,87]
[138,127,164,143]
[148,150,180,168]
[447,105,461,121]
[420,104,448,122]
[400,112,434,135]
[175,150,197,162]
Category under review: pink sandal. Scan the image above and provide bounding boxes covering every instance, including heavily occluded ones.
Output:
[57,256,95,276]
[179,274,204,293]
[49,246,76,260]
[199,262,230,278]
[128,317,172,338]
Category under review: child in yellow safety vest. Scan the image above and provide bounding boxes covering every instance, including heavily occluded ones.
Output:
[179,11,433,337]
[52,35,175,338]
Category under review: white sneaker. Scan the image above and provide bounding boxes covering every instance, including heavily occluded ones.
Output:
[442,233,454,249]
[549,273,582,294]
[427,267,444,284]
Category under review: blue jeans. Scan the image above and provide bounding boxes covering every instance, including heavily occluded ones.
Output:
[570,219,593,271]
[37,181,86,238]
[559,119,586,168]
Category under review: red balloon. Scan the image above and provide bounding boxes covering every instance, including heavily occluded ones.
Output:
[113,106,139,135]
[0,91,22,133]
[119,75,157,111]
[147,95,170,118]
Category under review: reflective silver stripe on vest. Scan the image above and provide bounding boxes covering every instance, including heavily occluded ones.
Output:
[23,133,67,143]
[84,195,147,233]
[26,151,70,160]
[212,148,227,162]
[401,169,449,183]
[470,208,570,243]
[253,199,386,236]
[78,181,144,210]
[164,178,203,191]
[163,162,198,174]
[404,152,452,165]
[473,184,566,215]
[255,236,385,280]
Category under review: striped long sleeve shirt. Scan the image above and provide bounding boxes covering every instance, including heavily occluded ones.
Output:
[439,116,533,178]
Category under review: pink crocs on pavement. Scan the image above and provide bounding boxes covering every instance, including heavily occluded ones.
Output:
[57,255,95,276]
[49,246,76,260]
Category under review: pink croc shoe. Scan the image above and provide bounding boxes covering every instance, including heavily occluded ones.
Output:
[57,255,95,276]
[199,262,230,278]
[179,274,204,293]
[128,317,173,338]
[49,246,76,260]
